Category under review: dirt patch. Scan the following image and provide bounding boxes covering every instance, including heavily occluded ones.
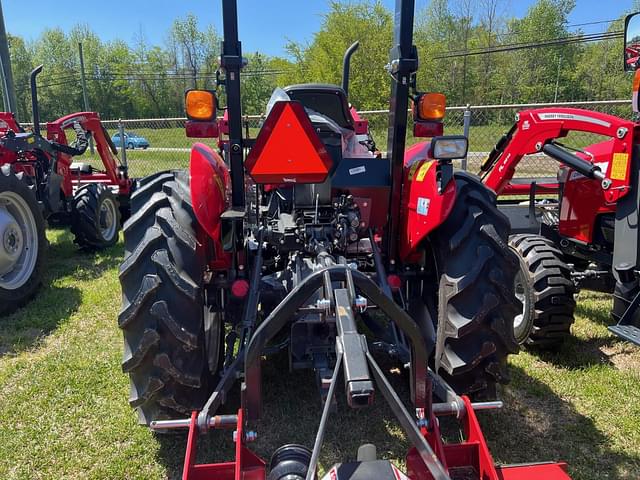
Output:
[600,342,640,371]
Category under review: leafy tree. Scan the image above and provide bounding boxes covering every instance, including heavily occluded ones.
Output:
[284,1,393,109]
[0,0,634,121]
[169,13,220,90]
[6,34,33,121]
[502,0,577,103]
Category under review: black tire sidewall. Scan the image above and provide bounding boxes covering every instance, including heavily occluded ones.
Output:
[72,184,120,249]
[510,244,536,343]
[0,166,47,315]
[95,188,119,245]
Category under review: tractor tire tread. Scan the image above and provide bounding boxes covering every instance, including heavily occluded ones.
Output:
[119,170,215,424]
[509,233,576,347]
[71,183,120,249]
[432,172,519,400]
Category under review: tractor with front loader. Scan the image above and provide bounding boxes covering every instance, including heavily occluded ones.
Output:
[479,12,640,349]
[0,65,133,315]
[118,1,571,478]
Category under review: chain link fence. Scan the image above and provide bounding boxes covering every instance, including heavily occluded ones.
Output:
[70,99,632,179]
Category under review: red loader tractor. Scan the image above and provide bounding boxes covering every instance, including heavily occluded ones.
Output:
[0,65,132,314]
[477,12,640,349]
[118,1,571,478]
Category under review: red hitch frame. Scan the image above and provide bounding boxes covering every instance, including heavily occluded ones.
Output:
[182,409,265,480]
[178,395,570,480]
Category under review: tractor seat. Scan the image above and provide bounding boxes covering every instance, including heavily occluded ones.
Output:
[70,162,93,174]
[283,84,355,130]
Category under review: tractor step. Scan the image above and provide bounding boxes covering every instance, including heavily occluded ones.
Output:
[608,324,640,346]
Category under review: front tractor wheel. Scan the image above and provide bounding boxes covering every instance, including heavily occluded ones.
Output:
[428,172,520,400]
[508,234,576,348]
[0,165,47,315]
[118,170,220,424]
[71,184,121,249]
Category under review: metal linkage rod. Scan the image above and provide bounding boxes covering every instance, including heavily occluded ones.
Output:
[305,353,343,480]
[366,351,450,480]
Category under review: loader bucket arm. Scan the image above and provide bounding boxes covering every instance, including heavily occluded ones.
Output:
[46,112,126,188]
[481,107,637,199]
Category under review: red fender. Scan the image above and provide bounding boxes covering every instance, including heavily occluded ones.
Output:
[0,112,21,133]
[399,142,457,262]
[189,143,231,270]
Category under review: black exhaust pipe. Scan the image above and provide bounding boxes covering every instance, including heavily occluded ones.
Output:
[30,65,43,136]
[342,41,359,96]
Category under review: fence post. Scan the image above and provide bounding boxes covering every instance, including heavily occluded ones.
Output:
[461,104,472,171]
[118,119,127,167]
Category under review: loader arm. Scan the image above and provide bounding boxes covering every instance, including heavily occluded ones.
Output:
[481,107,637,202]
[46,112,131,197]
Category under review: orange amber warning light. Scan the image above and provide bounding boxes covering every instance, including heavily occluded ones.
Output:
[185,89,217,121]
[416,93,446,121]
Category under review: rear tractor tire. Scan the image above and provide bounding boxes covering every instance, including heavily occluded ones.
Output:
[429,172,520,400]
[0,165,47,315]
[508,234,576,348]
[71,183,120,249]
[118,170,221,424]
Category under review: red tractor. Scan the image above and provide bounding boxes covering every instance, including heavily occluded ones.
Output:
[118,1,570,478]
[478,12,640,349]
[0,65,132,315]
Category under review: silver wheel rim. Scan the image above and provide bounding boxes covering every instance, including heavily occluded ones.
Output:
[99,196,117,241]
[0,191,38,290]
[513,269,528,337]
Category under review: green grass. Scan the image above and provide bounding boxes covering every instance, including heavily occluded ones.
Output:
[0,231,639,479]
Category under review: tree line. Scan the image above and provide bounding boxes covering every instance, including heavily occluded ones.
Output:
[2,0,639,122]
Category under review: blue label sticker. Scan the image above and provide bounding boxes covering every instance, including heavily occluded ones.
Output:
[417,197,430,216]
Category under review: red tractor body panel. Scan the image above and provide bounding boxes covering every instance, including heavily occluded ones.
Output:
[0,112,21,133]
[399,142,457,262]
[558,140,618,243]
[189,143,231,270]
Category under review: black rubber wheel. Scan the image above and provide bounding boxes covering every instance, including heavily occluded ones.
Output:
[268,444,313,480]
[119,170,219,424]
[71,183,120,249]
[508,234,576,347]
[127,142,134,150]
[429,172,520,400]
[129,170,174,214]
[0,165,47,316]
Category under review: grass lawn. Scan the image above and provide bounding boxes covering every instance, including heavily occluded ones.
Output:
[0,230,639,479]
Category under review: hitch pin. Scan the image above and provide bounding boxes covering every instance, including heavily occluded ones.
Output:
[431,400,503,419]
[149,414,238,431]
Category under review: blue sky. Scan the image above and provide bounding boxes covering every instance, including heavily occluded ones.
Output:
[2,0,634,57]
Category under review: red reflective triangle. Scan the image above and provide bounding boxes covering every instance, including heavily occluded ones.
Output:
[245,101,333,184]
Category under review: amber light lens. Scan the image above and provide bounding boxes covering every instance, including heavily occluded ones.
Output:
[417,93,446,121]
[186,90,216,121]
